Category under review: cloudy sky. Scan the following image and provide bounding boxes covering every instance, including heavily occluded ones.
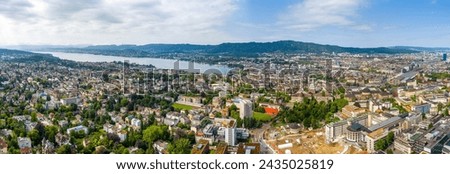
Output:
[0,0,449,47]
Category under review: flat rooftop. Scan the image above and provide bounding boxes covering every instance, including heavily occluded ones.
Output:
[237,143,260,154]
[368,116,403,132]
[367,128,386,139]
[216,142,228,154]
[191,139,209,154]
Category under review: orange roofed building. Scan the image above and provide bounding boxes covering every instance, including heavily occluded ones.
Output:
[264,107,279,116]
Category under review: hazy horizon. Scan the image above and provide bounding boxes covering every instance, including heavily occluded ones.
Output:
[1,40,450,50]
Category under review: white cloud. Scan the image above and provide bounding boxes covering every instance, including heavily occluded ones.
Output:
[0,0,34,20]
[279,0,368,31]
[0,0,238,45]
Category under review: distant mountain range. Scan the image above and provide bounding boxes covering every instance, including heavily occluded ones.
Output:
[4,41,450,60]
[34,40,423,57]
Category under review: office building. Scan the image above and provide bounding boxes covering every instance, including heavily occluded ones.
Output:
[225,127,236,146]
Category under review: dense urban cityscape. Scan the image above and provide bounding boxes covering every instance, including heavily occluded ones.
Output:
[2,0,450,157]
[1,45,450,154]
[3,1,450,174]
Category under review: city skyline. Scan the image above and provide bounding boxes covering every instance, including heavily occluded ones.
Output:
[1,0,450,47]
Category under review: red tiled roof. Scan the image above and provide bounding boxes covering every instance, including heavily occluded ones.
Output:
[0,139,7,149]
[264,107,279,116]
[20,147,32,154]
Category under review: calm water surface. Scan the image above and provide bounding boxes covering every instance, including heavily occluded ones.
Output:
[38,52,231,74]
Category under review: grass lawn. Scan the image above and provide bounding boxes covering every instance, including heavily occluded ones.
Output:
[172,103,194,110]
[253,112,272,121]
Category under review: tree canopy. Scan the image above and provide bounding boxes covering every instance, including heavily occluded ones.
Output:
[142,125,170,144]
[167,138,191,154]
[278,97,347,129]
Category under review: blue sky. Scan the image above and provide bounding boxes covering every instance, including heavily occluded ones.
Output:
[0,0,449,47]
[227,0,450,47]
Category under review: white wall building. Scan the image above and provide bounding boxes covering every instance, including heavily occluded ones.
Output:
[118,130,127,142]
[66,125,89,135]
[237,99,253,120]
[225,128,236,146]
[131,118,142,130]
[60,97,79,105]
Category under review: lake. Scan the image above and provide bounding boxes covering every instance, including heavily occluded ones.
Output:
[37,52,232,74]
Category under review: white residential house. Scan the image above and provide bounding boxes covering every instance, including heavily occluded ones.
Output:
[118,130,127,142]
[103,123,115,134]
[17,137,32,149]
[153,140,169,154]
[66,125,89,135]
[60,97,79,105]
[131,118,142,130]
